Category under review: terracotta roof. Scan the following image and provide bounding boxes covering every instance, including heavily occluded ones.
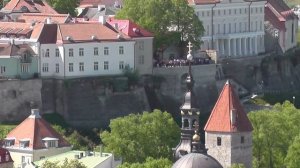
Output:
[6,109,70,150]
[18,13,70,23]
[3,0,58,14]
[204,81,253,132]
[266,0,297,21]
[265,4,286,30]
[107,18,153,38]
[79,0,122,7]
[56,23,131,44]
[0,148,13,164]
[0,43,35,57]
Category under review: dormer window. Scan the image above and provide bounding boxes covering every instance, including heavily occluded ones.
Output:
[4,138,15,147]
[19,139,30,148]
[43,137,58,148]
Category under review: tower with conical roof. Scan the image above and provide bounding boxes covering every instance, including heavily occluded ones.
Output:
[204,80,253,168]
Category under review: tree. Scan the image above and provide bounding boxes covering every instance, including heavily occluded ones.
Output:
[101,109,180,163]
[41,158,87,168]
[248,101,300,168]
[118,157,172,168]
[231,163,246,168]
[46,0,79,16]
[116,0,203,50]
[285,134,300,168]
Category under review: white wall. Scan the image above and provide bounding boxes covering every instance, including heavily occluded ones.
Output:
[40,41,135,78]
[134,37,153,75]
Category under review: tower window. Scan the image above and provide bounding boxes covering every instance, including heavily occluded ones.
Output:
[241,136,245,144]
[217,137,221,146]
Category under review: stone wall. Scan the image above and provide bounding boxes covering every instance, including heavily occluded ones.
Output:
[0,79,42,122]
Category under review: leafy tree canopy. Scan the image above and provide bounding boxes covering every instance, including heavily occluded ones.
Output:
[248,101,300,168]
[116,0,204,49]
[285,134,300,168]
[41,158,87,168]
[118,157,172,168]
[46,0,79,16]
[101,109,180,163]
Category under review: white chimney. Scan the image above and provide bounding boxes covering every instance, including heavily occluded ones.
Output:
[114,23,118,30]
[46,17,52,24]
[97,5,105,11]
[230,109,236,126]
[29,109,41,118]
[99,16,106,24]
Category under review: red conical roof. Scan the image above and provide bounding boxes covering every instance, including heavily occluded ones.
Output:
[6,109,70,150]
[204,81,253,132]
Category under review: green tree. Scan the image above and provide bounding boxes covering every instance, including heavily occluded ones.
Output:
[116,0,203,49]
[231,163,246,168]
[118,157,172,168]
[101,109,180,163]
[285,134,300,168]
[248,101,300,168]
[41,158,87,168]
[46,0,79,16]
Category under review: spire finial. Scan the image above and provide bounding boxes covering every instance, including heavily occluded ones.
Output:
[187,42,193,61]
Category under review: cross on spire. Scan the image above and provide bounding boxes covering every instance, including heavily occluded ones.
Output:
[187,41,193,54]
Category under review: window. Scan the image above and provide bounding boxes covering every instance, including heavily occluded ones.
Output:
[260,21,263,30]
[94,47,99,56]
[119,61,124,70]
[239,22,242,33]
[239,9,242,14]
[42,63,48,72]
[224,10,226,15]
[48,140,57,148]
[217,24,220,34]
[22,156,25,163]
[79,48,84,56]
[5,154,9,161]
[244,22,247,31]
[223,24,226,34]
[202,11,205,17]
[229,23,231,33]
[229,9,231,15]
[55,48,59,57]
[104,61,109,70]
[207,11,210,16]
[138,55,144,64]
[206,25,209,35]
[260,7,263,13]
[79,62,84,71]
[45,49,49,57]
[21,64,29,73]
[69,48,73,57]
[20,140,29,148]
[4,139,14,147]
[55,63,59,73]
[241,136,245,144]
[119,46,124,55]
[0,66,5,74]
[94,62,98,71]
[104,47,109,55]
[218,10,220,15]
[69,63,73,72]
[217,137,221,146]
[139,41,144,50]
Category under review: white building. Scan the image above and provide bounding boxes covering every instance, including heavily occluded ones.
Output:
[188,0,266,58]
[38,23,135,78]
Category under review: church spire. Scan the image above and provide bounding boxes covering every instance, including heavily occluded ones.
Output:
[173,42,205,161]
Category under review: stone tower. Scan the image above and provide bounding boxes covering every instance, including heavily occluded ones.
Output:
[204,80,253,168]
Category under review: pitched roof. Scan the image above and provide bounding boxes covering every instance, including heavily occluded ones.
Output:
[6,109,70,150]
[56,23,131,44]
[18,13,70,23]
[204,81,253,132]
[0,22,43,39]
[0,43,35,57]
[2,0,58,14]
[0,148,13,164]
[78,7,116,20]
[107,18,153,38]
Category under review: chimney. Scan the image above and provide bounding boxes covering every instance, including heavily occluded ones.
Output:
[30,109,41,118]
[99,16,106,24]
[114,23,118,30]
[230,109,236,126]
[97,5,105,11]
[46,17,52,24]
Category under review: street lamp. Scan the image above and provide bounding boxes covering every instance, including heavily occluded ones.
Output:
[293,96,295,106]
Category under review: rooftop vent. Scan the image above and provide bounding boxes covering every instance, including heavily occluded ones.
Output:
[117,34,123,39]
[66,36,72,41]
[133,28,140,33]
[91,35,97,40]
[29,109,41,118]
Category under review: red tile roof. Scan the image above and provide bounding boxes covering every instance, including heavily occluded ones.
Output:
[0,22,43,39]
[3,0,58,14]
[107,18,153,38]
[56,23,131,44]
[6,109,70,150]
[18,13,70,23]
[0,148,13,164]
[204,81,253,132]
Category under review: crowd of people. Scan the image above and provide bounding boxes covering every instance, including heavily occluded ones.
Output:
[154,57,212,68]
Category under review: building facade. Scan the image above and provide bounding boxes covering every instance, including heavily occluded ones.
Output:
[39,23,135,78]
[188,0,266,58]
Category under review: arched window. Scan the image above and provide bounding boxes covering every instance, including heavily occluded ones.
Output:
[183,119,189,128]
